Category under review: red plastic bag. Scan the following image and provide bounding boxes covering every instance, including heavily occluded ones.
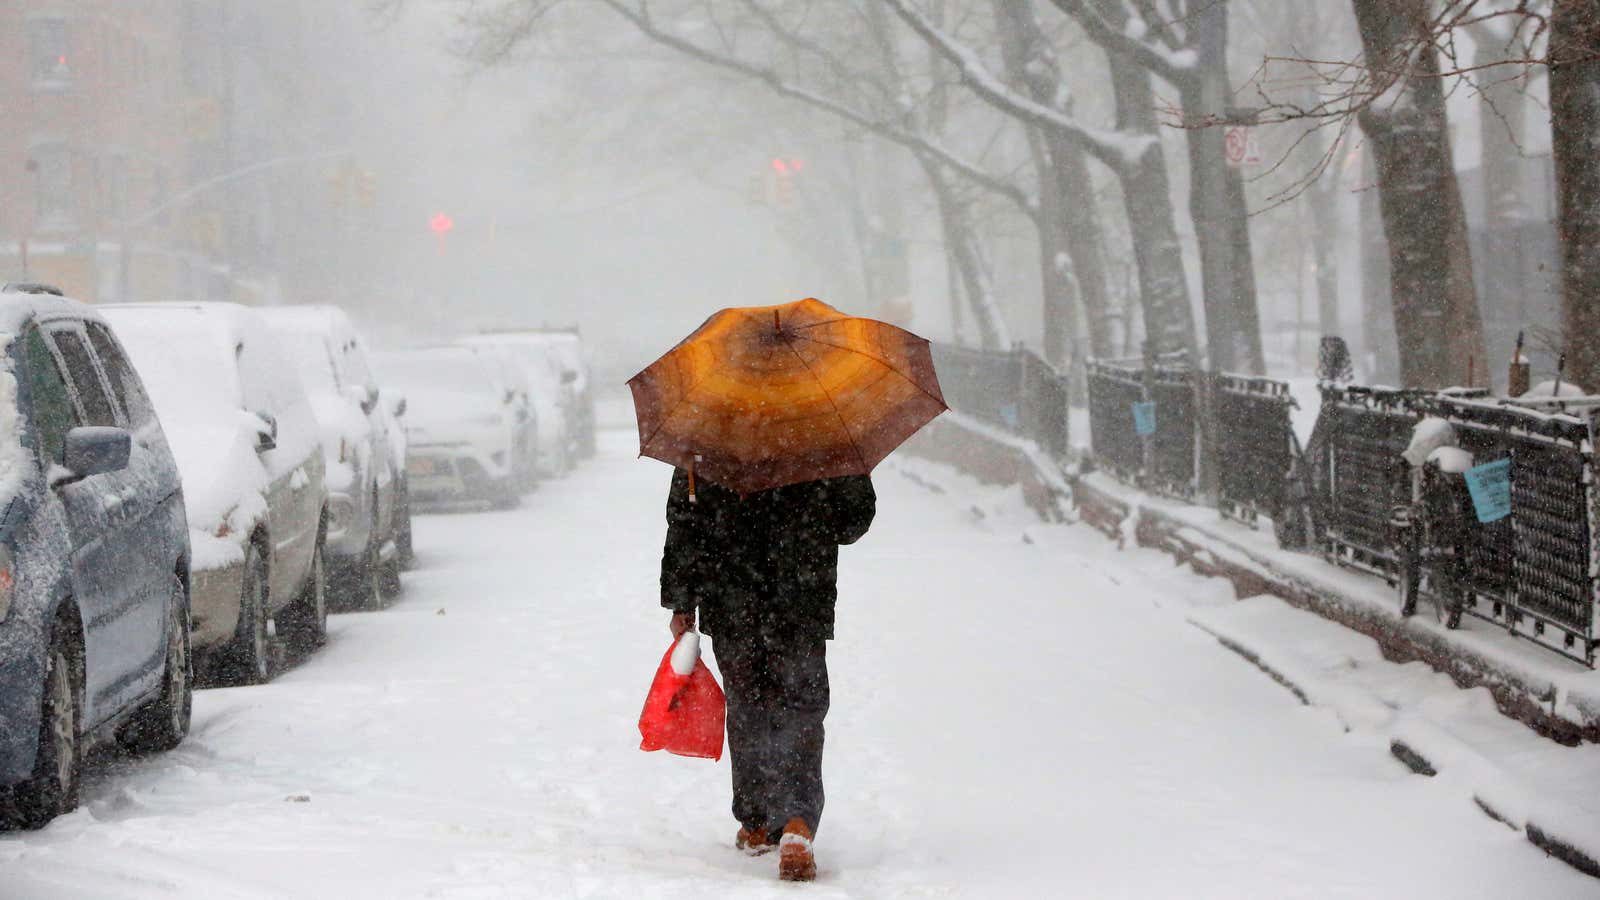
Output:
[638,631,726,761]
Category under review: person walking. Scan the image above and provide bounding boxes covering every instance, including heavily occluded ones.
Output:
[628,298,944,881]
[660,467,875,882]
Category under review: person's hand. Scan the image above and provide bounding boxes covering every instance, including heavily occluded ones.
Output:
[670,612,695,639]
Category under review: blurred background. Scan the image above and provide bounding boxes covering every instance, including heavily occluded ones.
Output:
[0,1,1562,388]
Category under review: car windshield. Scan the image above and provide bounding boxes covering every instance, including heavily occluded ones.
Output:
[271,329,341,395]
[377,352,497,396]
[100,310,243,424]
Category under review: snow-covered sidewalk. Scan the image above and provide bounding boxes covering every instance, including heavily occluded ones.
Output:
[1,433,1592,897]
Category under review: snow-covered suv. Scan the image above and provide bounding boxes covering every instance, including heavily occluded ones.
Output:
[102,303,330,685]
[374,347,525,508]
[0,284,192,830]
[258,307,407,609]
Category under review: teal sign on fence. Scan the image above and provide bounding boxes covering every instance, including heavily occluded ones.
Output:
[1463,458,1512,523]
[1132,401,1157,437]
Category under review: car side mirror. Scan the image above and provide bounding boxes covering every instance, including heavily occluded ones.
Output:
[253,411,278,452]
[55,426,131,486]
[346,384,379,415]
[561,370,578,385]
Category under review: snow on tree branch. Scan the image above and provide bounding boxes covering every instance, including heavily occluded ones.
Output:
[593,0,1035,215]
[880,0,1157,171]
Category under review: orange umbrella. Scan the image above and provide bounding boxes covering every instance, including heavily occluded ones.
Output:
[628,297,946,495]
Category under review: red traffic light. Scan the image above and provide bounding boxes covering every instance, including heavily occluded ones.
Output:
[429,212,455,235]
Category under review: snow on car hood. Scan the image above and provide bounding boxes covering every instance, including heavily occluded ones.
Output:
[401,388,502,436]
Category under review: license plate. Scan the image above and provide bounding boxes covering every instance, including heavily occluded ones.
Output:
[407,458,437,476]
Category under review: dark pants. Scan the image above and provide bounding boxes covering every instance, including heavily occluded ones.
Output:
[711,629,830,837]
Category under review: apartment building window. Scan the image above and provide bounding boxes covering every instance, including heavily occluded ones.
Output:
[31,143,73,228]
[28,18,73,88]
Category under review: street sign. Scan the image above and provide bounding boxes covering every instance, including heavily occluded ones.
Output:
[1464,458,1512,523]
[1224,126,1261,167]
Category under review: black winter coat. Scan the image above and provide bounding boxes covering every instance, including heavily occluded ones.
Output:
[660,468,876,639]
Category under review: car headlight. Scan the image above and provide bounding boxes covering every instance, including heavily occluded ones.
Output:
[0,544,14,623]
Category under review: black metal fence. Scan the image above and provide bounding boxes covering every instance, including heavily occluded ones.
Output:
[1215,374,1297,527]
[1085,361,1599,667]
[1307,386,1432,574]
[931,343,1070,460]
[1085,356,1200,499]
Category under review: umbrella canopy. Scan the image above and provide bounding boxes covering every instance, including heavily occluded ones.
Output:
[628,298,946,494]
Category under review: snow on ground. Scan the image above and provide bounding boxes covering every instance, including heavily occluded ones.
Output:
[1,431,1594,898]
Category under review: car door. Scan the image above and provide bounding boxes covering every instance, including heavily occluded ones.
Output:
[345,336,396,532]
[24,325,154,722]
[85,319,184,623]
[237,331,319,607]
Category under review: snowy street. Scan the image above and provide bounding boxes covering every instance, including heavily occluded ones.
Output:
[0,430,1589,898]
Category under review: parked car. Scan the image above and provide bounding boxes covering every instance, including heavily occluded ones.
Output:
[258,306,406,607]
[101,303,329,685]
[526,330,596,458]
[0,284,191,830]
[373,347,525,508]
[459,333,580,475]
[459,342,541,489]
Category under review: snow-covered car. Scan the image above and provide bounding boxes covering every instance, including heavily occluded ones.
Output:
[458,343,541,489]
[459,333,581,475]
[374,347,526,508]
[101,303,329,685]
[258,306,407,608]
[0,284,191,830]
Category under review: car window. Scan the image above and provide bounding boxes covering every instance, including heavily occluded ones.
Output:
[22,328,80,464]
[49,328,118,427]
[86,323,156,427]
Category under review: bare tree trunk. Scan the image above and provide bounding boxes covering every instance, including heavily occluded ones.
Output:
[1025,133,1095,362]
[991,0,1110,365]
[1359,144,1399,381]
[1108,51,1199,359]
[1179,2,1263,374]
[1351,0,1486,388]
[922,155,1010,349]
[1551,0,1600,392]
[1307,176,1341,339]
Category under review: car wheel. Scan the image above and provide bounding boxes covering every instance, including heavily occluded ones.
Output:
[119,579,192,754]
[213,543,271,686]
[355,511,384,611]
[1,613,83,830]
[379,524,403,600]
[278,538,328,655]
[395,482,415,570]
[488,477,521,510]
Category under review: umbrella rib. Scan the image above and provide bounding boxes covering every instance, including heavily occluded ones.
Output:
[635,366,716,456]
[784,341,870,474]
[791,334,947,408]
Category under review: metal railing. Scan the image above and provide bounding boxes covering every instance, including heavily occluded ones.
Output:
[930,343,1070,460]
[1083,358,1599,667]
[1215,374,1297,528]
[1085,354,1200,500]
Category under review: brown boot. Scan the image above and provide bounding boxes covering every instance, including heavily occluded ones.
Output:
[736,826,776,856]
[777,817,816,882]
